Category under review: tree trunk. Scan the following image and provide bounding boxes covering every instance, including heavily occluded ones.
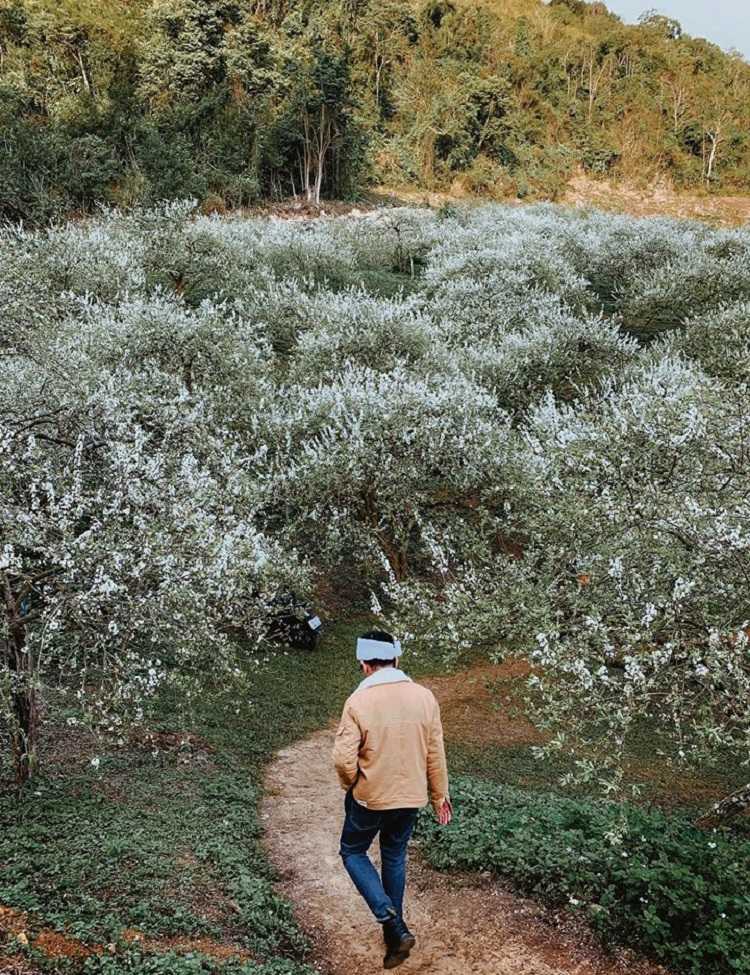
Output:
[377,534,407,581]
[76,48,93,97]
[313,105,328,206]
[695,783,750,828]
[2,582,38,785]
[301,113,313,202]
[706,130,720,184]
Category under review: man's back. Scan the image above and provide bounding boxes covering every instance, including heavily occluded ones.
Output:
[333,634,451,969]
[333,673,449,813]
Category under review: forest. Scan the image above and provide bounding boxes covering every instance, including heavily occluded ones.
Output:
[2,2,750,971]
[2,201,749,973]
[1,0,750,222]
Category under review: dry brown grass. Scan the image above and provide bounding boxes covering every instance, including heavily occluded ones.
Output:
[560,173,750,227]
[372,174,750,227]
[422,658,544,749]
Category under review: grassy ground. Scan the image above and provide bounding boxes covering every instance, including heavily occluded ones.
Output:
[447,736,746,826]
[1,622,745,972]
[438,660,745,821]
[0,620,372,974]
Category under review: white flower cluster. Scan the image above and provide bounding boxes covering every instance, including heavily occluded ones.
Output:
[2,200,749,783]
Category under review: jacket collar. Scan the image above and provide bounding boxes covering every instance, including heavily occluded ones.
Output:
[357,667,412,692]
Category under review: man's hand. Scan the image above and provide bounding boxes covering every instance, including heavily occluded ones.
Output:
[436,797,453,825]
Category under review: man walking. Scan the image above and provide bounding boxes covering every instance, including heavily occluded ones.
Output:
[333,629,452,969]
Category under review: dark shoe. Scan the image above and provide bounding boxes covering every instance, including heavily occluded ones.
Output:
[382,912,416,969]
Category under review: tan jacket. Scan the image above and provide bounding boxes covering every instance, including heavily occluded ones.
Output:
[332,668,450,812]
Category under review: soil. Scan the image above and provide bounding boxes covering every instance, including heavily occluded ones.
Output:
[421,659,543,749]
[122,930,254,963]
[261,724,668,975]
[0,905,253,970]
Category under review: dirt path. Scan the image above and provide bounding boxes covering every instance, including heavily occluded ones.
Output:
[261,725,666,975]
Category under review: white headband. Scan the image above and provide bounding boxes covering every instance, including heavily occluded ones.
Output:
[356,637,401,661]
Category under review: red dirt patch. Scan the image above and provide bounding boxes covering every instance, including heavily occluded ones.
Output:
[34,931,98,960]
[422,658,545,748]
[33,927,252,966]
[123,929,253,963]
[0,904,251,968]
[1,905,101,965]
[0,907,27,938]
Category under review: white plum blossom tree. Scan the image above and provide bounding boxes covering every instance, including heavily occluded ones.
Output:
[3,198,750,819]
[1,293,304,784]
[382,356,750,820]
[255,366,513,579]
[1,374,305,782]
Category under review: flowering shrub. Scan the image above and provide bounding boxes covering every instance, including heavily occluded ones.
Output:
[660,300,750,384]
[2,200,750,797]
[452,309,636,411]
[385,355,750,800]
[614,249,750,339]
[0,356,306,780]
[514,357,750,790]
[287,291,434,381]
[255,366,512,577]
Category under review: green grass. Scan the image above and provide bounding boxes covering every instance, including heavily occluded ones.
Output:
[439,662,744,819]
[0,619,377,974]
[2,621,746,973]
[446,727,745,820]
[446,739,575,791]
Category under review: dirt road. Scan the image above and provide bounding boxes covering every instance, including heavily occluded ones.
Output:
[261,725,666,975]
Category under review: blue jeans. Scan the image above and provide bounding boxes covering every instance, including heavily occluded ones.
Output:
[339,788,419,923]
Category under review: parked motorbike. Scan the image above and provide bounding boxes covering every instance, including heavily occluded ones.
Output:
[265,591,322,651]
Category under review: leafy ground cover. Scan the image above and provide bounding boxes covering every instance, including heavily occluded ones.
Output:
[0,621,370,974]
[416,777,750,975]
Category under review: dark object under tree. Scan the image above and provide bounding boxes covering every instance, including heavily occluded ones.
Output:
[265,591,322,652]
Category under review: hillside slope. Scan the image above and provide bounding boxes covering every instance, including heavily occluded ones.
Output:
[1,0,749,221]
